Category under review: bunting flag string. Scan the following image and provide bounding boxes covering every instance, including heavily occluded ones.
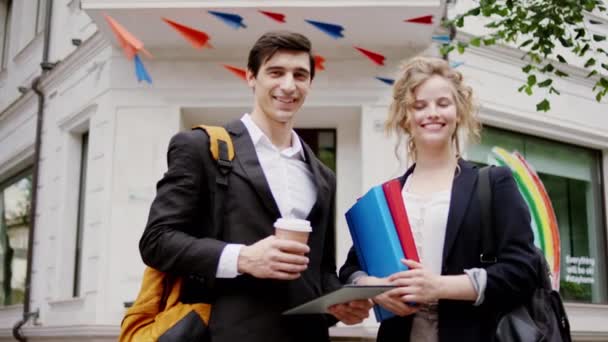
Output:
[259,10,286,23]
[209,10,247,29]
[162,18,212,49]
[305,19,345,39]
[105,10,442,85]
[223,64,248,81]
[354,46,386,66]
[134,54,152,84]
[405,15,433,24]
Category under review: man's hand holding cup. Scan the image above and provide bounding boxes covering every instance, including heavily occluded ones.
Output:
[238,218,312,280]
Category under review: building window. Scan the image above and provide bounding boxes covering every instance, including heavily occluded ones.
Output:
[0,0,11,69]
[295,129,337,172]
[468,126,607,304]
[0,170,32,306]
[73,132,88,297]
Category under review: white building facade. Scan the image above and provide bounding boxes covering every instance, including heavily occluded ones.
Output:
[0,0,606,341]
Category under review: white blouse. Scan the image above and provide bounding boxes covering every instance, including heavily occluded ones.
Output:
[402,186,451,276]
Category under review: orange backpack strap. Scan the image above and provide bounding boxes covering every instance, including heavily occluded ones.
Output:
[192,125,235,161]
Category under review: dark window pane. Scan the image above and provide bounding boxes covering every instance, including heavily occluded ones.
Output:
[0,172,32,305]
[295,129,336,172]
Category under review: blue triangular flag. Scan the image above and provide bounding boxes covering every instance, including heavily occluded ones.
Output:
[450,61,464,68]
[431,34,451,44]
[376,77,395,86]
[209,10,246,29]
[305,19,344,39]
[134,54,152,84]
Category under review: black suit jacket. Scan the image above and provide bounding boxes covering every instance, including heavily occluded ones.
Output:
[140,119,342,342]
[340,159,540,342]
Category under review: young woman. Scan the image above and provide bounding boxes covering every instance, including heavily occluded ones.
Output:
[339,57,540,342]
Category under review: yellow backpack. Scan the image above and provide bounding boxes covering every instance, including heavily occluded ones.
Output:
[119,125,234,342]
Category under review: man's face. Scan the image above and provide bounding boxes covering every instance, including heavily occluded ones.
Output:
[247,50,312,126]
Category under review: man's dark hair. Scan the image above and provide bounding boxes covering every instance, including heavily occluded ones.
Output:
[247,31,315,80]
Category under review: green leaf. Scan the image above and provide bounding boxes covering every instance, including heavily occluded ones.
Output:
[525,86,533,96]
[538,79,553,87]
[597,92,604,102]
[536,99,550,112]
[527,75,537,86]
[549,87,560,95]
[557,55,567,63]
[557,37,573,47]
[541,63,555,73]
[600,78,608,88]
[518,84,526,93]
[575,28,586,40]
[522,64,534,73]
[587,70,598,78]
[470,37,481,47]
[602,63,608,71]
[440,45,455,56]
[467,7,481,16]
[555,70,569,77]
[593,34,606,42]
[580,43,590,56]
[457,42,468,54]
[456,16,464,27]
[584,58,596,68]
[483,37,496,46]
[519,39,534,48]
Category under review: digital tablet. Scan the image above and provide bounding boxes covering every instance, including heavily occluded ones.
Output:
[283,285,395,315]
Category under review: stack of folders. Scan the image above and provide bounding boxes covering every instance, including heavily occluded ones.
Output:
[345,179,420,322]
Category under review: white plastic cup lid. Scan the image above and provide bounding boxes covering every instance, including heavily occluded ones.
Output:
[274,218,312,232]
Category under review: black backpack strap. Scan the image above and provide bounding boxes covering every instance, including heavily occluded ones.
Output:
[192,125,234,239]
[478,166,497,264]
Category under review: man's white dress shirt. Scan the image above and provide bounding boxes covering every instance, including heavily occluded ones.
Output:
[215,114,317,278]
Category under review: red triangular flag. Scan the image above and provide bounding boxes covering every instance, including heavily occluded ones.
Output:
[405,15,434,24]
[259,10,286,23]
[314,55,326,71]
[162,18,212,49]
[354,46,385,66]
[104,14,141,60]
[223,64,247,81]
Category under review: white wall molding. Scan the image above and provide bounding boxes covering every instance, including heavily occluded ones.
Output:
[480,102,608,149]
[40,33,109,92]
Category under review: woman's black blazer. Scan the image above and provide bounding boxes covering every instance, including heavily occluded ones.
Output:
[340,159,540,342]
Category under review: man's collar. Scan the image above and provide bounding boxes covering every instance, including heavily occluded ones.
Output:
[240,114,305,160]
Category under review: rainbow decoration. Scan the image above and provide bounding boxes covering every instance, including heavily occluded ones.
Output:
[491,147,561,290]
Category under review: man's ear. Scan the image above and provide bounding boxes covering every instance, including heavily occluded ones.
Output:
[246,69,256,89]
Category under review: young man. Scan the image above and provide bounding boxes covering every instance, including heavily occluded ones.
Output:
[140,31,372,342]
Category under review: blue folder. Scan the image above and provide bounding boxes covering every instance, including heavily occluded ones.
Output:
[345,185,408,321]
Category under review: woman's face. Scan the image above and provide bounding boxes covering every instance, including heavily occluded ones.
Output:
[408,75,458,152]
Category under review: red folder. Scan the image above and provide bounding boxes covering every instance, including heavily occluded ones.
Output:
[382,179,420,262]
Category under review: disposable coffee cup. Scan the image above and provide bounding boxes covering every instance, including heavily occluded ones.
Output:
[274,218,312,244]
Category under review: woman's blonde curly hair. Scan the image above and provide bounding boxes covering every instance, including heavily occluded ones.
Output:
[385,56,480,162]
